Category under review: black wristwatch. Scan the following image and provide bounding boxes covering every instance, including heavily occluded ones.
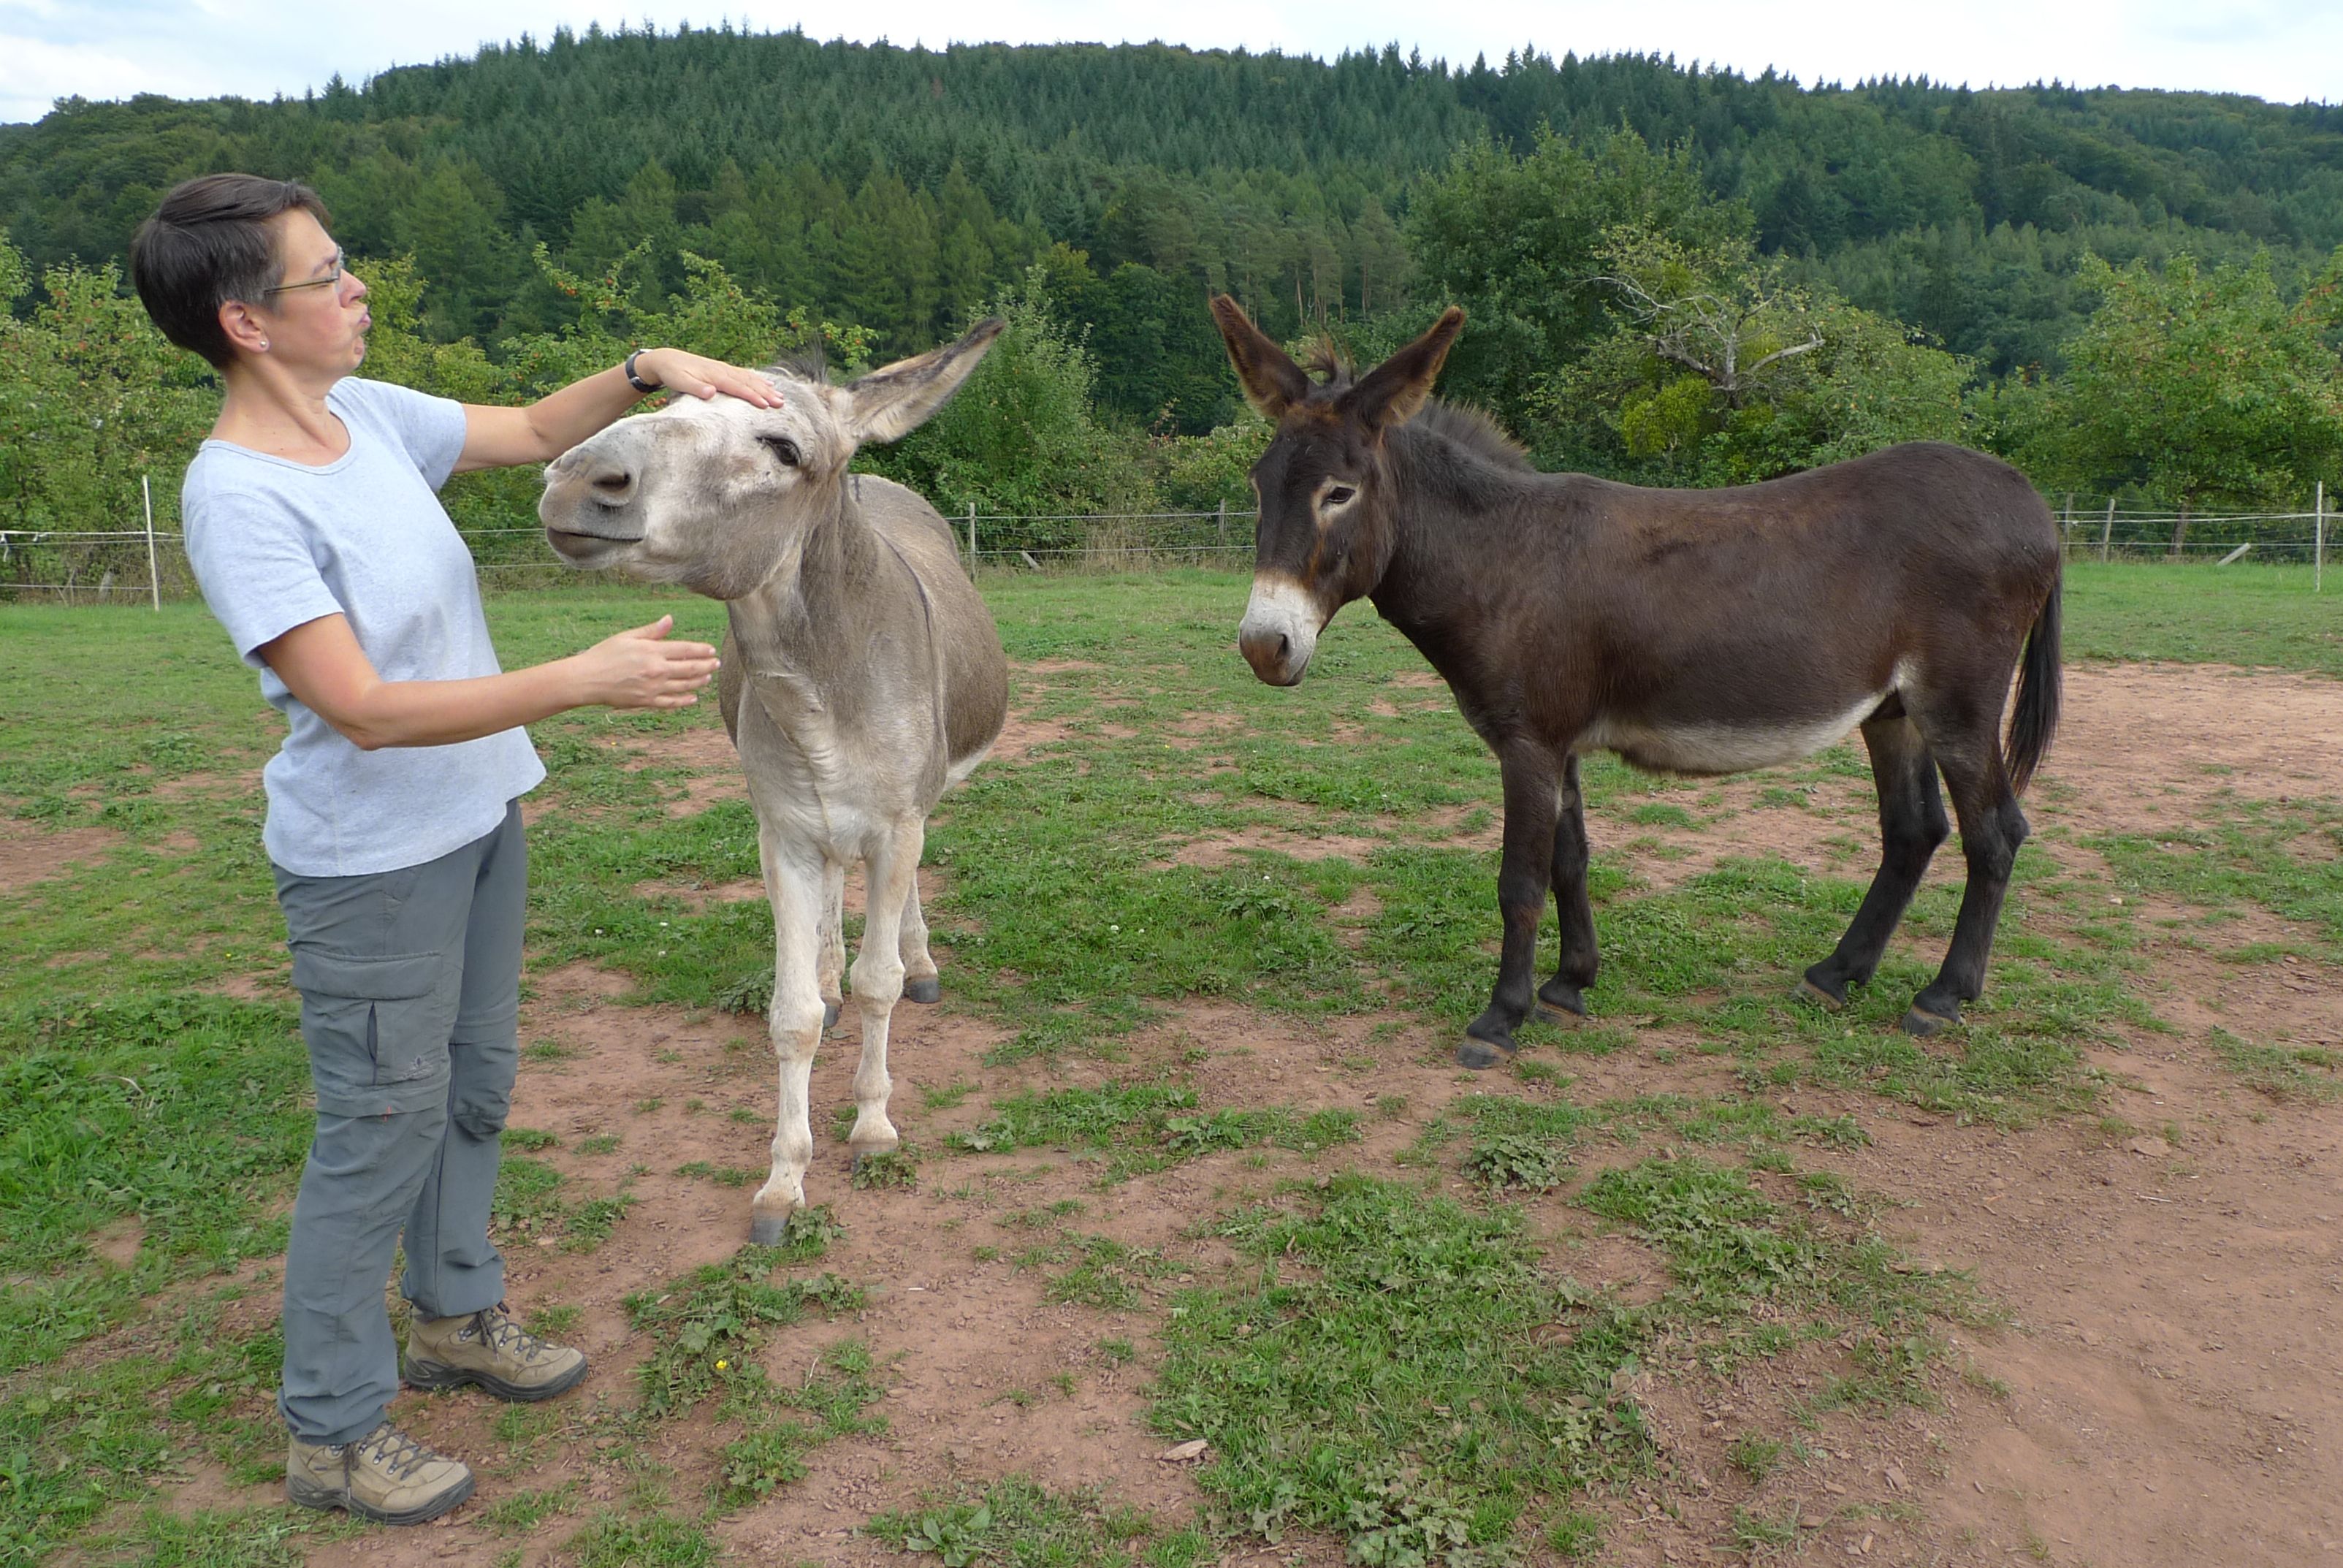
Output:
[623,349,659,395]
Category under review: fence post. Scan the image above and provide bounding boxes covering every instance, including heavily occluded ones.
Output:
[2061,492,2073,559]
[142,474,160,612]
[2317,481,2325,595]
[2100,498,2115,564]
[967,502,978,575]
[1216,498,1227,556]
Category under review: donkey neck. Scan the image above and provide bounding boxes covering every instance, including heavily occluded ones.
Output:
[1369,427,1577,652]
[723,474,898,687]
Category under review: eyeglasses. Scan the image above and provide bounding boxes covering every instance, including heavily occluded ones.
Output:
[263,251,348,297]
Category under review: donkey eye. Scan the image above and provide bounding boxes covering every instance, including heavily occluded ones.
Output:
[1324,485,1357,508]
[761,436,801,468]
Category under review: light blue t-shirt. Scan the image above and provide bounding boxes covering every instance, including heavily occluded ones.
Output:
[182,377,545,878]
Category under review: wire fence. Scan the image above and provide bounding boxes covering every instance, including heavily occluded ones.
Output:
[4,488,2332,606]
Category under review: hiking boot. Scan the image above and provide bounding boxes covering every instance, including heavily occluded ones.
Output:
[403,1304,589,1402]
[286,1420,473,1525]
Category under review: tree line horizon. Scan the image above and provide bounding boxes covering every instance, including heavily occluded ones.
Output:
[3,26,2340,571]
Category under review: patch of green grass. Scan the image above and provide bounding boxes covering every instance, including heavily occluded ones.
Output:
[84,1506,355,1566]
[1731,1504,1804,1552]
[852,1147,922,1191]
[0,994,312,1372]
[520,1300,582,1336]
[1463,1133,1574,1192]
[562,1510,720,1568]
[491,1156,637,1253]
[2060,560,2343,678]
[505,1127,560,1151]
[714,1339,886,1510]
[955,1083,1357,1184]
[1580,1154,1977,1400]
[492,1400,559,1450]
[2209,1027,2343,1101]
[1,1304,289,1560]
[1727,1432,1785,1481]
[956,1082,1192,1153]
[676,1160,763,1188]
[1547,1508,1606,1559]
[869,1477,1212,1568]
[484,1482,581,1534]
[563,1194,637,1252]
[1151,1175,1652,1564]
[923,1079,980,1109]
[2092,798,2343,958]
[623,1228,859,1418]
[1441,1093,1602,1190]
[1039,1235,1174,1312]
[579,1133,622,1155]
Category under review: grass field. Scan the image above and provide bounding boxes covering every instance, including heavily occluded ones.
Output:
[1,563,2338,1566]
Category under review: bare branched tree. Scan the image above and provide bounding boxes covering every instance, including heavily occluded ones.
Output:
[1592,229,1824,408]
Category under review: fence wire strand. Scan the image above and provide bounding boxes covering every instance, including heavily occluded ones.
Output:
[6,489,2334,604]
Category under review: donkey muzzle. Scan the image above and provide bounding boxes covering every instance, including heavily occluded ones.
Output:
[1237,576,1321,687]
[538,454,647,549]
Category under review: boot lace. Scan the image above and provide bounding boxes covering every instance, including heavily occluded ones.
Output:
[475,1306,552,1364]
[354,1421,437,1480]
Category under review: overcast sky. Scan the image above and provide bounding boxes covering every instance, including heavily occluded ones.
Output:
[4,0,2339,126]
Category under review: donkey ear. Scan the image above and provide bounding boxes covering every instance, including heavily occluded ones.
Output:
[841,316,1006,444]
[1349,307,1466,433]
[1210,294,1311,419]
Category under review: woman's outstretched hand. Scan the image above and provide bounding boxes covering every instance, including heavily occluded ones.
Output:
[571,614,720,710]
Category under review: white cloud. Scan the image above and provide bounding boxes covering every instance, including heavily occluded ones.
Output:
[4,0,2338,125]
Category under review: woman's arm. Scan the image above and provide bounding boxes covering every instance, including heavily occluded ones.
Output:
[256,611,718,750]
[452,348,785,474]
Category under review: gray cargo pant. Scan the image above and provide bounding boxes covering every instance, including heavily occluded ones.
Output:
[273,802,525,1445]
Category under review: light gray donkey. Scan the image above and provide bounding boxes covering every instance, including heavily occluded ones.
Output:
[538,322,1010,1240]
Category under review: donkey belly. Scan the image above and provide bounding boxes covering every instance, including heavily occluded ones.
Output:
[1581,683,1897,777]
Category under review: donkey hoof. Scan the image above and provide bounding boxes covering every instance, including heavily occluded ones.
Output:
[1455,1027,1516,1070]
[1795,976,1846,1013]
[748,1209,794,1246]
[1901,1004,1960,1038]
[823,1000,841,1032]
[1536,984,1588,1024]
[904,976,942,1005]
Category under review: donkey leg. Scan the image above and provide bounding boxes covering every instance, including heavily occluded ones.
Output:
[845,820,923,1162]
[1463,754,1561,1069]
[1903,737,2030,1038]
[1799,716,1949,1011]
[899,869,942,1005]
[1538,755,1599,1023]
[816,860,846,1033]
[750,836,828,1244]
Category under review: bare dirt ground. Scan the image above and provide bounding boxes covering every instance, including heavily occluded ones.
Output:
[36,661,2343,1567]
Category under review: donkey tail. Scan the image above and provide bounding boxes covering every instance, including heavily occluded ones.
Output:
[2003,571,2061,797]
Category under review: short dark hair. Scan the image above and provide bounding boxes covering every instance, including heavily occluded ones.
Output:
[129,174,331,369]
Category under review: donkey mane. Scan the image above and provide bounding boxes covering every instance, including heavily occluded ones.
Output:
[1403,400,1534,473]
[1299,338,1530,473]
[769,343,832,386]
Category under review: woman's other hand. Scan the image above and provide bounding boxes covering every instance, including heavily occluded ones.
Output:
[571,614,720,710]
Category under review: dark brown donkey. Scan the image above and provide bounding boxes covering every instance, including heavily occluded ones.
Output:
[1210,297,2062,1067]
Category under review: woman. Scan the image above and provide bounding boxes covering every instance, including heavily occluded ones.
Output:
[130,172,777,1526]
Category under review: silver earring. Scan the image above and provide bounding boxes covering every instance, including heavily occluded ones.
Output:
[258,339,270,351]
